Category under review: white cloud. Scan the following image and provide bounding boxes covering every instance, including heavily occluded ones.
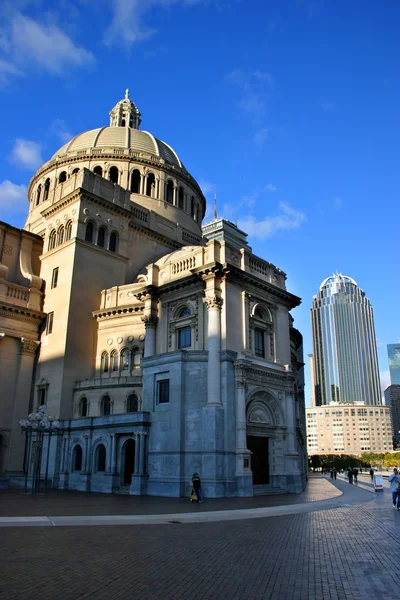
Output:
[332,196,342,210]
[10,15,94,74]
[0,180,27,212]
[265,183,277,192]
[10,138,43,171]
[226,68,274,131]
[0,12,94,80]
[253,127,268,146]
[321,101,335,111]
[104,0,209,47]
[51,119,74,144]
[198,178,215,197]
[238,202,306,239]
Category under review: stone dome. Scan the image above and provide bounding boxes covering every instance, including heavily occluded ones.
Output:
[51,127,184,169]
[50,89,184,170]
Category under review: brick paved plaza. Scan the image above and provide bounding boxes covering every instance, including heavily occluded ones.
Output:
[1,476,399,600]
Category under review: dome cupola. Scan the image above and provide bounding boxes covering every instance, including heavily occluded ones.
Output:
[109,89,141,129]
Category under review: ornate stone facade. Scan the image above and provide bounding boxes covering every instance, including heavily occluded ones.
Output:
[0,92,307,496]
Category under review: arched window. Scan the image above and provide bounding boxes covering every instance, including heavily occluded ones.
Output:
[179,307,191,318]
[178,187,184,209]
[120,348,129,371]
[121,119,126,127]
[166,180,174,205]
[109,166,119,184]
[35,184,42,206]
[101,395,111,416]
[95,444,106,472]
[101,351,109,373]
[72,445,82,471]
[97,227,106,248]
[49,230,56,250]
[254,307,264,320]
[93,166,103,177]
[127,393,139,413]
[65,221,72,241]
[130,169,141,193]
[146,173,155,197]
[43,179,50,202]
[191,196,195,218]
[110,350,118,372]
[58,171,67,184]
[79,397,88,418]
[85,221,94,243]
[57,226,64,246]
[109,231,118,253]
[131,347,141,370]
[72,168,80,175]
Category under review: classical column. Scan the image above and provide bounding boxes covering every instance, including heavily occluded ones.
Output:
[134,435,140,474]
[109,434,117,473]
[83,434,90,473]
[236,374,248,452]
[8,338,40,473]
[141,316,158,357]
[139,433,146,474]
[203,296,223,405]
[60,436,68,473]
[285,390,298,455]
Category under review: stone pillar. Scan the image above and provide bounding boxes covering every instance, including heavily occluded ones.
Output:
[285,391,298,455]
[7,338,39,473]
[134,435,140,474]
[204,296,223,405]
[234,365,252,496]
[142,316,158,357]
[83,434,90,473]
[110,434,117,473]
[284,388,302,492]
[139,433,146,474]
[173,186,177,206]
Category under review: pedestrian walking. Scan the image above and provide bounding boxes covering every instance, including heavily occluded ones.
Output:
[330,469,334,479]
[192,472,204,503]
[333,468,337,480]
[347,468,353,484]
[353,467,358,483]
[370,468,374,480]
[388,467,400,510]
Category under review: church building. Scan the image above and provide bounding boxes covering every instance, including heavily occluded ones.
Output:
[0,91,307,497]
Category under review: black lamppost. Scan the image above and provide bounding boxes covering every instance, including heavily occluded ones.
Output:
[19,406,62,494]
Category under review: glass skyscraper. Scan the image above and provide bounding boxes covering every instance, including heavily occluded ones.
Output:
[310,274,381,406]
[388,344,400,385]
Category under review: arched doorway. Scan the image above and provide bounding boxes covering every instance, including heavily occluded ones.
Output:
[123,439,135,485]
[246,392,281,486]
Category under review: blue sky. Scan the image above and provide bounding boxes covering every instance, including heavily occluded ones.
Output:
[0,0,398,404]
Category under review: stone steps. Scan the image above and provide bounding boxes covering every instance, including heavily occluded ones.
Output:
[253,485,288,496]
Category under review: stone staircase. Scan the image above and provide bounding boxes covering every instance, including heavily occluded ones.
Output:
[253,484,288,496]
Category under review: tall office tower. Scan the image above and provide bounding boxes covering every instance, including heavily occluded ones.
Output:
[310,274,381,406]
[388,344,400,385]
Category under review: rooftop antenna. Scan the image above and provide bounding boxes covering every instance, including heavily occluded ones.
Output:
[213,189,217,221]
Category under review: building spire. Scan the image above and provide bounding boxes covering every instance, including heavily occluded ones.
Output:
[109,89,141,129]
[213,189,217,220]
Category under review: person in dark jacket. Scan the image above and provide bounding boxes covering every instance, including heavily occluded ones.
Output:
[192,473,204,503]
[370,468,374,480]
[347,468,353,484]
[353,467,358,483]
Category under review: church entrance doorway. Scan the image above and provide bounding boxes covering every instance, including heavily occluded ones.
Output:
[247,435,269,485]
[123,439,135,485]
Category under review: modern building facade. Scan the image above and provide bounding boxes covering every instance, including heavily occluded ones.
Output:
[385,386,400,447]
[310,274,381,406]
[0,91,307,496]
[306,403,392,455]
[388,344,400,386]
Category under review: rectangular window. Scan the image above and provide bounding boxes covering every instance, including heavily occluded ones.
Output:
[158,380,170,404]
[51,267,59,289]
[178,326,191,349]
[46,311,54,334]
[254,328,265,357]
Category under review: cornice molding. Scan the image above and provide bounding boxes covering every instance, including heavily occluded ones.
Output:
[93,304,144,320]
[0,304,45,323]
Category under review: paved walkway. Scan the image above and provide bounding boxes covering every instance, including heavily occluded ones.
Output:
[0,476,377,527]
[1,477,399,600]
